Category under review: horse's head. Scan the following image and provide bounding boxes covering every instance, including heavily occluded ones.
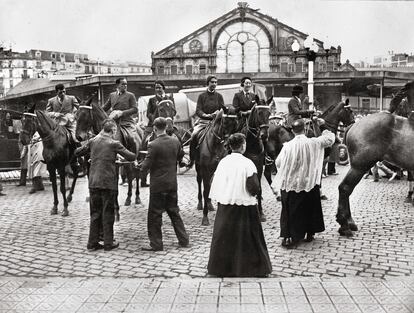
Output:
[156,96,176,134]
[75,94,101,141]
[247,94,272,141]
[20,109,37,145]
[320,101,354,131]
[214,109,238,141]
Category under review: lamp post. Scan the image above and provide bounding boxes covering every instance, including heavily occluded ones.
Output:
[291,37,318,111]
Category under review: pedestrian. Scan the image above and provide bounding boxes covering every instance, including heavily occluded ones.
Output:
[187,75,225,168]
[140,117,189,251]
[0,179,5,196]
[28,132,47,194]
[75,119,136,251]
[272,119,335,248]
[16,134,29,187]
[208,133,272,277]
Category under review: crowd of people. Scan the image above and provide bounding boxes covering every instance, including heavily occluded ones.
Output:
[3,75,398,277]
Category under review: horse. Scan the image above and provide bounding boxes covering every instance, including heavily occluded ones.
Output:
[20,104,86,216]
[239,95,273,222]
[337,81,414,237]
[264,101,355,190]
[195,109,239,226]
[75,101,144,207]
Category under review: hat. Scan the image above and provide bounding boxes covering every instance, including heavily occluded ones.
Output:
[154,80,166,90]
[292,85,304,93]
[241,76,252,86]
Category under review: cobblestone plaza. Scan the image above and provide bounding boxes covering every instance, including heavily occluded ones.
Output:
[0,165,413,312]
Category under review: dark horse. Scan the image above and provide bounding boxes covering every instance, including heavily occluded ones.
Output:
[195,109,239,226]
[337,81,414,237]
[20,104,88,216]
[239,95,273,222]
[75,101,145,206]
[264,101,355,190]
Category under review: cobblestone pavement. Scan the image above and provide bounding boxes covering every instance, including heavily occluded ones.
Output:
[0,165,413,312]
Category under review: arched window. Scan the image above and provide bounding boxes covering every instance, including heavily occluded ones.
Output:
[215,20,271,73]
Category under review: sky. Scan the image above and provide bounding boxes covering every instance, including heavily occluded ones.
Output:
[0,0,413,65]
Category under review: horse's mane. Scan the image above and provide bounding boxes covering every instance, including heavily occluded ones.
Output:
[319,103,338,119]
[92,102,108,119]
[35,110,68,139]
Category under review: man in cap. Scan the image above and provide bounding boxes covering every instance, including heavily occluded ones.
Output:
[187,75,225,168]
[286,85,314,128]
[140,117,189,251]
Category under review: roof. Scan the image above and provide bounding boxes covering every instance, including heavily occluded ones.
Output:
[5,79,59,97]
[154,5,319,57]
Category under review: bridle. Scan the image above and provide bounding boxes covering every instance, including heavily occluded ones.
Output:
[247,104,270,139]
[206,113,238,157]
[78,105,95,133]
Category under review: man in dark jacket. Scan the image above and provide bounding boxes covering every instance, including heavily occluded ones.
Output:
[140,117,189,251]
[75,119,136,252]
[287,85,314,127]
[188,75,225,167]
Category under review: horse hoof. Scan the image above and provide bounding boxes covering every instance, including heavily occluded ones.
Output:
[50,208,58,215]
[67,194,72,203]
[208,206,215,212]
[197,203,203,211]
[124,199,131,206]
[201,217,210,226]
[276,196,281,202]
[115,214,120,222]
[338,227,353,237]
[61,209,69,217]
[260,214,267,222]
[404,197,412,203]
[135,198,141,205]
[349,223,358,231]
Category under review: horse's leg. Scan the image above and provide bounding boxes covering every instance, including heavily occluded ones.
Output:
[58,169,69,217]
[124,165,132,206]
[67,162,79,203]
[196,164,203,211]
[201,167,215,226]
[135,167,141,205]
[337,166,366,236]
[49,169,59,215]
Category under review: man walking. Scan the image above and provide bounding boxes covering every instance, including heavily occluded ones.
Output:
[75,119,136,251]
[140,117,189,251]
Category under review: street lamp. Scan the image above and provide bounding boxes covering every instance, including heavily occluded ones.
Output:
[291,36,318,110]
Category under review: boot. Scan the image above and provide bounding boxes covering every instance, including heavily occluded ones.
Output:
[29,176,45,194]
[187,137,197,169]
[16,169,27,186]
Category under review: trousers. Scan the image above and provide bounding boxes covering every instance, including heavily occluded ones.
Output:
[89,188,117,247]
[148,191,189,250]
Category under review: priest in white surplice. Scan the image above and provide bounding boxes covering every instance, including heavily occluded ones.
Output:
[272,119,335,248]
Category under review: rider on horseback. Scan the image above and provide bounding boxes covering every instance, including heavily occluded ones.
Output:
[286,85,315,128]
[102,78,140,154]
[187,75,226,168]
[146,80,176,136]
[46,83,79,146]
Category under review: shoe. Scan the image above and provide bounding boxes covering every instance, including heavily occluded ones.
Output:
[87,243,104,251]
[304,233,315,242]
[281,238,290,247]
[389,172,397,182]
[320,195,328,200]
[0,192,6,197]
[16,183,26,187]
[329,172,339,176]
[179,242,190,248]
[373,178,379,182]
[104,242,119,251]
[140,182,149,188]
[141,245,163,252]
[29,188,36,194]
